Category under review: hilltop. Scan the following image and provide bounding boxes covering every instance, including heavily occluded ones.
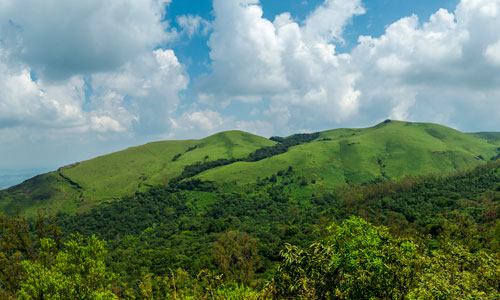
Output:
[1,120,499,217]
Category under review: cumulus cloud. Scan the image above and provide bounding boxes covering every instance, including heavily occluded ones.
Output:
[351,0,500,130]
[169,109,275,139]
[0,0,189,168]
[3,0,500,171]
[302,0,365,43]
[174,110,225,131]
[195,0,500,132]
[0,0,172,80]
[169,109,231,138]
[195,0,365,130]
[0,55,86,130]
[484,39,500,65]
[90,49,188,134]
[0,47,187,135]
[196,0,289,102]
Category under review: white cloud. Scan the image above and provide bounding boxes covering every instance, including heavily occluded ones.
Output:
[235,120,274,137]
[195,0,364,129]
[0,0,189,137]
[169,109,275,139]
[302,0,365,43]
[176,15,211,37]
[196,0,289,103]
[0,58,87,130]
[90,49,188,134]
[170,110,229,137]
[351,0,500,130]
[0,0,193,170]
[4,0,500,171]
[485,38,500,64]
[0,46,187,135]
[0,0,172,80]
[194,0,500,132]
[90,115,125,133]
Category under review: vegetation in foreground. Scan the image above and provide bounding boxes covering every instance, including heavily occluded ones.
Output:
[1,214,499,299]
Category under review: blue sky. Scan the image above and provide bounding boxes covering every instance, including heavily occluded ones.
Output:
[1,0,500,187]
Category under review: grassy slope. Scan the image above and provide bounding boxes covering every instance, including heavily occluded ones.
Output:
[0,131,275,217]
[196,121,499,190]
[469,132,500,146]
[1,121,499,217]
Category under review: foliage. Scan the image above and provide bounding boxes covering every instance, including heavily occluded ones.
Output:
[17,235,117,300]
[55,182,321,283]
[47,159,500,295]
[6,120,500,217]
[170,131,320,186]
[137,270,259,300]
[268,216,422,299]
[3,122,500,298]
[214,231,260,286]
[0,130,275,217]
[244,132,320,162]
[0,214,117,299]
[0,213,63,298]
[409,242,500,299]
[267,217,500,300]
[338,160,500,249]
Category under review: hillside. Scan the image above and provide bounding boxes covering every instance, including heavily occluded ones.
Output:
[0,131,275,216]
[1,120,500,217]
[196,120,499,186]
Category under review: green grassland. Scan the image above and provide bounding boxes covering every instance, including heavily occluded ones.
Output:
[1,120,500,217]
[196,121,499,187]
[0,131,275,216]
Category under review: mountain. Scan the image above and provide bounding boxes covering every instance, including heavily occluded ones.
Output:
[1,120,500,217]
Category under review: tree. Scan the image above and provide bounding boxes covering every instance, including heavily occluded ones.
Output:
[0,212,62,298]
[214,231,259,286]
[268,216,422,299]
[17,234,117,300]
[408,242,500,299]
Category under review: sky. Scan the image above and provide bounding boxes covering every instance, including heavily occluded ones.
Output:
[1,0,500,186]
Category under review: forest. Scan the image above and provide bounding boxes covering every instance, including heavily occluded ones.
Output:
[1,160,500,299]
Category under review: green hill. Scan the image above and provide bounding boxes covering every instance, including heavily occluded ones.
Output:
[0,130,275,216]
[1,120,499,217]
[196,120,499,186]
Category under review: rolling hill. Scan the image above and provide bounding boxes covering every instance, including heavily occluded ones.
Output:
[197,120,500,185]
[1,120,500,217]
[0,130,276,216]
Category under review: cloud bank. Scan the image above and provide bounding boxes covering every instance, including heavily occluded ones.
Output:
[189,0,500,135]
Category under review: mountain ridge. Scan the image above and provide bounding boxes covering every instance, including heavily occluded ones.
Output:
[1,120,499,217]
